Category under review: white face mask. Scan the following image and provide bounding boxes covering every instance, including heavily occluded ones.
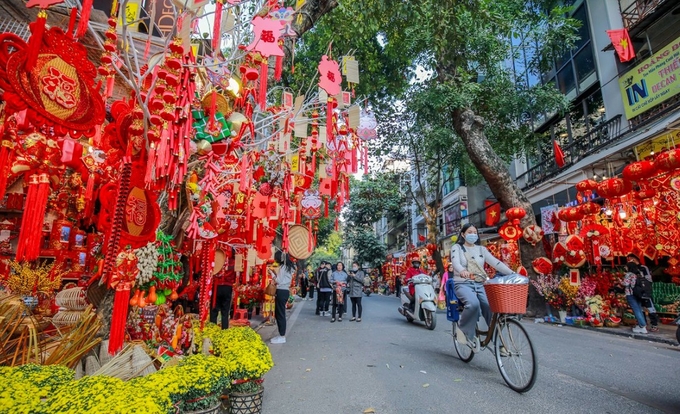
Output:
[465,234,479,244]
[352,266,359,271]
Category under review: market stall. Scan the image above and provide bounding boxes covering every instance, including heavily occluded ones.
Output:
[0,0,366,411]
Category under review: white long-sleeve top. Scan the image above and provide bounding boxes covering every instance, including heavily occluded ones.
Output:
[450,243,513,284]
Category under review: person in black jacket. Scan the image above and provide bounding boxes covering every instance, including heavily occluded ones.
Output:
[317,261,333,317]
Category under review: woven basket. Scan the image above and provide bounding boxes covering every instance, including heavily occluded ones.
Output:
[604,320,620,328]
[55,287,88,311]
[86,281,108,308]
[287,225,313,260]
[484,284,528,314]
[224,386,264,414]
[622,316,637,326]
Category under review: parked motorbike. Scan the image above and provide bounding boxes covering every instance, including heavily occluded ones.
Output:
[398,274,437,330]
[363,287,372,296]
[674,314,680,344]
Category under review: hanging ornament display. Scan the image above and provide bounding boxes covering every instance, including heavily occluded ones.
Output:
[522,224,544,246]
[357,108,378,141]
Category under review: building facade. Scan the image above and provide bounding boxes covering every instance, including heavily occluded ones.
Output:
[382,0,680,258]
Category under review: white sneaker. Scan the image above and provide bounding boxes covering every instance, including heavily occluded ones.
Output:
[632,325,648,334]
[455,326,467,346]
[270,336,286,344]
[467,336,481,354]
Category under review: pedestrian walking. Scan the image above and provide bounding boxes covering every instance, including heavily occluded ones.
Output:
[623,254,659,334]
[209,258,236,329]
[317,261,333,316]
[395,274,402,298]
[299,269,308,299]
[330,262,349,322]
[348,262,365,321]
[308,267,316,301]
[271,253,295,344]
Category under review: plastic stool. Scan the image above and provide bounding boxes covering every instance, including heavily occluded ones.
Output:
[230,309,250,327]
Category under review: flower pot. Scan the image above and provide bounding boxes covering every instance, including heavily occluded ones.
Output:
[558,310,567,324]
[224,385,264,414]
[182,400,221,414]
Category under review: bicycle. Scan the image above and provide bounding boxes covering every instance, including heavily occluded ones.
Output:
[450,282,537,393]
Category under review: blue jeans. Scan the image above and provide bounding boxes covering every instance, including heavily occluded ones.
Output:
[626,295,646,327]
[455,281,491,340]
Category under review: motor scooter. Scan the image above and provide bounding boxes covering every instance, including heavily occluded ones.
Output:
[363,286,372,296]
[674,314,680,344]
[398,274,437,330]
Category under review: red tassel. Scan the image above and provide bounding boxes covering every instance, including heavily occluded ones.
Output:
[85,172,95,201]
[334,216,339,231]
[108,287,131,355]
[76,0,94,38]
[326,98,334,144]
[68,7,78,37]
[274,55,283,81]
[26,11,47,71]
[16,174,49,262]
[209,89,217,129]
[212,0,224,52]
[0,140,14,202]
[363,146,368,173]
[324,197,328,218]
[259,60,268,111]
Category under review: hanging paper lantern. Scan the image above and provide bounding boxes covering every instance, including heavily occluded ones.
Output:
[575,179,598,193]
[655,148,680,172]
[596,178,631,199]
[498,222,521,241]
[635,188,657,200]
[579,202,601,215]
[505,207,526,225]
[557,207,583,222]
[357,109,378,141]
[622,160,656,181]
[522,225,544,246]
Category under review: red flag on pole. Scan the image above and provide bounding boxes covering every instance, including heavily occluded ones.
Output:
[418,234,426,242]
[553,140,565,168]
[606,29,635,62]
[485,200,501,226]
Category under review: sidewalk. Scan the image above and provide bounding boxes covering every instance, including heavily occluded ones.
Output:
[538,318,678,346]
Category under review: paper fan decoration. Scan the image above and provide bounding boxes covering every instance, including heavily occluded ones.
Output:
[287,225,314,260]
[522,225,544,246]
[532,257,553,275]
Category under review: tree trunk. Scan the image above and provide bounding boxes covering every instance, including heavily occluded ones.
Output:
[452,108,545,316]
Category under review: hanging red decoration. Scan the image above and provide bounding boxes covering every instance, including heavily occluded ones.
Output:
[522,224,544,246]
[655,148,680,172]
[622,160,656,181]
[505,207,526,225]
[498,223,522,241]
[596,178,631,199]
[575,179,598,193]
[579,202,601,216]
[557,207,583,222]
[635,188,657,200]
[531,257,553,275]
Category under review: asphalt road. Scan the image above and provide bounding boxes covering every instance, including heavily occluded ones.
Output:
[260,294,680,414]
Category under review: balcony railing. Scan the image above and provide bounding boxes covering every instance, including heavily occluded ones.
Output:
[620,0,669,30]
[518,115,623,190]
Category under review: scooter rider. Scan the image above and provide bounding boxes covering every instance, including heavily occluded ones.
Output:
[404,259,423,310]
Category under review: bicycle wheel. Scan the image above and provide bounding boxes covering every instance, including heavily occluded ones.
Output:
[494,318,537,393]
[453,322,474,362]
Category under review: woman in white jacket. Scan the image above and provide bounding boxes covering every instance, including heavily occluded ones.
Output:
[450,223,513,353]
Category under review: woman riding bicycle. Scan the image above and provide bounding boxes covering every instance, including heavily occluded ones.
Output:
[450,223,514,353]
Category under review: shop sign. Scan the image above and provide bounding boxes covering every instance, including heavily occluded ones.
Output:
[619,35,680,119]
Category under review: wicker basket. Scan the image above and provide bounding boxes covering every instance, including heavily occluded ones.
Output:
[604,320,620,328]
[622,316,637,326]
[224,386,264,414]
[55,287,88,311]
[484,284,528,314]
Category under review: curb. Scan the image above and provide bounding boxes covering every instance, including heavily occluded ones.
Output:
[540,321,678,346]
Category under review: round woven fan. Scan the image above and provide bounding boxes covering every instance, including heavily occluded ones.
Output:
[287,225,314,260]
[201,91,232,116]
[212,249,226,275]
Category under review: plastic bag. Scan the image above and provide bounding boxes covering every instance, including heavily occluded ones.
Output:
[485,273,529,285]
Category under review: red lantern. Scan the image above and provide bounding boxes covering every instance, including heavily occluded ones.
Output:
[622,160,656,181]
[557,207,583,222]
[575,179,598,192]
[655,148,680,172]
[505,207,526,225]
[635,188,657,199]
[596,178,631,199]
[579,202,601,215]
